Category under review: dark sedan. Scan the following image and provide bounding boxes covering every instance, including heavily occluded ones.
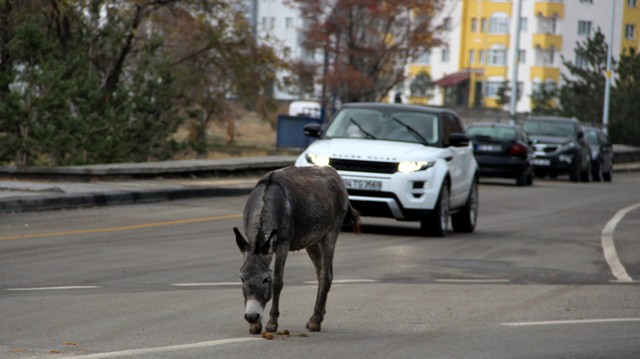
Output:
[585,127,613,182]
[467,123,534,186]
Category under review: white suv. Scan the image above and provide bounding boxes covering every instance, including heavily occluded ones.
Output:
[295,103,479,237]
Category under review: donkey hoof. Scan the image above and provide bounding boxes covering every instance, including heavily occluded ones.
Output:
[306,322,321,332]
[266,321,278,333]
[249,323,262,334]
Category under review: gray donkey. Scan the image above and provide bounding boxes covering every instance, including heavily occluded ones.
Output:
[233,165,360,334]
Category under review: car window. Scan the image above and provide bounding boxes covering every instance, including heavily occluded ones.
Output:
[324,108,440,145]
[523,120,577,138]
[467,126,517,141]
[586,130,601,146]
[448,114,464,133]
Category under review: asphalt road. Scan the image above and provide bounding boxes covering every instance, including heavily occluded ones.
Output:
[1,173,640,358]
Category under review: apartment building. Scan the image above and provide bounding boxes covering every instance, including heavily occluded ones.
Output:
[246,0,640,112]
[410,0,640,112]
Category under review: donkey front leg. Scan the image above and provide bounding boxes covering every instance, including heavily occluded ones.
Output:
[305,239,335,332]
[266,247,288,333]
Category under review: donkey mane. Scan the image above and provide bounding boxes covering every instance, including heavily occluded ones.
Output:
[254,172,288,248]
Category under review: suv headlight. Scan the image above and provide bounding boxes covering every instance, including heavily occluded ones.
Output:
[558,141,576,153]
[305,153,330,167]
[398,161,434,173]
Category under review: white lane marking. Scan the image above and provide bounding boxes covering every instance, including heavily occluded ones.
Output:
[6,286,101,291]
[172,282,241,287]
[303,279,378,284]
[601,202,640,282]
[503,318,640,327]
[56,337,261,359]
[435,279,510,283]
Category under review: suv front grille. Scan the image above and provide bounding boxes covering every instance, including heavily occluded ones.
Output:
[330,158,398,174]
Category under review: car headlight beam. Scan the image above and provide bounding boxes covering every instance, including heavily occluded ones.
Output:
[398,161,433,173]
[305,153,330,167]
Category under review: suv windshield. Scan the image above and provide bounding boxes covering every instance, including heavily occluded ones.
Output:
[324,108,439,145]
[523,120,576,138]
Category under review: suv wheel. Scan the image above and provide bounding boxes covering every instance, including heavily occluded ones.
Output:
[592,159,602,182]
[580,160,591,182]
[421,180,449,237]
[452,178,478,233]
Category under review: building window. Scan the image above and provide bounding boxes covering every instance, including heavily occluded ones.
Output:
[261,17,267,30]
[303,49,315,60]
[580,0,593,3]
[442,17,452,31]
[469,49,475,64]
[543,49,555,65]
[479,50,485,64]
[629,0,637,8]
[471,18,477,32]
[518,49,526,64]
[416,50,431,64]
[487,48,507,66]
[575,51,588,68]
[485,81,504,97]
[625,24,636,39]
[270,17,275,30]
[578,21,592,36]
[520,17,528,32]
[481,18,487,32]
[441,47,450,63]
[489,14,510,34]
[285,17,294,30]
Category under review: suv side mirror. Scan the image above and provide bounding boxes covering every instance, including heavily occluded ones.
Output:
[577,131,584,140]
[449,133,470,147]
[303,123,322,138]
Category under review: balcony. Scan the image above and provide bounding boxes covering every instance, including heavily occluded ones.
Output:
[534,1,564,19]
[530,66,560,82]
[532,33,562,50]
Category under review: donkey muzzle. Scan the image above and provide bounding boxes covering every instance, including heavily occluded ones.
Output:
[244,298,263,324]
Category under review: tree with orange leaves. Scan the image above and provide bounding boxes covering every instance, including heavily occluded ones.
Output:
[291,0,442,105]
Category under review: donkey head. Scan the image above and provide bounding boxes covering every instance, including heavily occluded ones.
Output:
[234,227,277,333]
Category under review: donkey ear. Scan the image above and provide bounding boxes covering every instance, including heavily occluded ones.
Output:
[234,227,249,253]
[261,229,278,255]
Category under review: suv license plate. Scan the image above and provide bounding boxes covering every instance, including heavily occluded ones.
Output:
[344,179,382,191]
[533,159,550,166]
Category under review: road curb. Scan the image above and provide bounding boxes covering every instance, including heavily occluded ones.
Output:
[0,187,253,214]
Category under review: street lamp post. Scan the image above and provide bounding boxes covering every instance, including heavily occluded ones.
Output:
[509,0,523,124]
[602,0,616,134]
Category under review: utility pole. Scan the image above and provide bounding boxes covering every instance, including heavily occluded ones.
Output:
[509,0,523,124]
[603,0,616,134]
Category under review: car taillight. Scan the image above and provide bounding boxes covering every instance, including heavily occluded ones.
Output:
[508,143,527,156]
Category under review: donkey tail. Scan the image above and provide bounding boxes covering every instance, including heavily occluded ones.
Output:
[343,203,362,234]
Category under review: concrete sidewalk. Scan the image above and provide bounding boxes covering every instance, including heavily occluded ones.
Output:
[0,156,297,214]
[1,155,639,214]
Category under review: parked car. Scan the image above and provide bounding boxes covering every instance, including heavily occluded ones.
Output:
[466,123,534,186]
[522,116,592,182]
[296,103,479,237]
[584,126,613,182]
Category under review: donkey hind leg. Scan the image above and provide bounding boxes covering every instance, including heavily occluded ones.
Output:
[305,236,336,332]
[266,247,288,333]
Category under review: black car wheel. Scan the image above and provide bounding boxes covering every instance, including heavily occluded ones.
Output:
[569,164,580,182]
[603,169,612,182]
[421,180,449,237]
[452,178,478,233]
[580,160,591,182]
[592,159,602,182]
[516,171,528,186]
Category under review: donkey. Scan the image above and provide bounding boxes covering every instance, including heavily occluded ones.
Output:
[233,165,360,334]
